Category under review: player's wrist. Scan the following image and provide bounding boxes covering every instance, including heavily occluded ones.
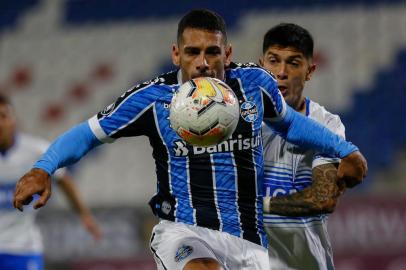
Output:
[33,160,55,177]
[337,142,358,159]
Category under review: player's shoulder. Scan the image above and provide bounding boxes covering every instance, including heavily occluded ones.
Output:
[308,99,345,131]
[228,62,271,73]
[109,70,179,108]
[128,70,179,93]
[228,62,274,75]
[229,62,262,70]
[227,62,276,83]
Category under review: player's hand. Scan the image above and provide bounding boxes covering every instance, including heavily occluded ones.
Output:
[80,212,103,241]
[337,151,368,188]
[13,168,52,211]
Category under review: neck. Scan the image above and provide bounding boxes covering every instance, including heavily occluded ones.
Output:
[295,97,307,115]
[0,136,15,155]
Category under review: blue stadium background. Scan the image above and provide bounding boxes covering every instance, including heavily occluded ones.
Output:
[1,1,406,269]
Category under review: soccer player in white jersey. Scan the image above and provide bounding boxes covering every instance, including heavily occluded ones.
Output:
[0,94,101,270]
[260,23,351,270]
[14,10,366,270]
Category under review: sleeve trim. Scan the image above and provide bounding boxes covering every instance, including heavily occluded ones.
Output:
[88,115,115,143]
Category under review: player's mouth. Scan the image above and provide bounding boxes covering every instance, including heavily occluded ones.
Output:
[278,86,288,96]
[192,71,215,79]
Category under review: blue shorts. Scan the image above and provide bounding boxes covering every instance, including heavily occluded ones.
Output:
[0,253,44,270]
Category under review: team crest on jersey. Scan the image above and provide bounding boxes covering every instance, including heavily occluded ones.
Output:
[100,103,116,116]
[240,101,258,122]
[175,245,194,262]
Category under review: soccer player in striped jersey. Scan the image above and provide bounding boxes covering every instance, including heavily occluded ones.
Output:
[14,10,366,270]
[260,23,349,270]
[0,94,101,270]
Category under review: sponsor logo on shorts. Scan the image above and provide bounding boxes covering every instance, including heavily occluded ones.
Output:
[240,101,258,122]
[175,245,193,262]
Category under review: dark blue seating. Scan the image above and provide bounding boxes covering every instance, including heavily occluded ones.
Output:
[0,0,39,32]
[342,49,406,184]
[63,0,406,27]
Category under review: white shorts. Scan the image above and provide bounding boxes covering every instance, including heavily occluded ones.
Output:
[150,220,269,270]
[265,224,334,270]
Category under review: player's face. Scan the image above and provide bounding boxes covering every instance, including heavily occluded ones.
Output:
[172,28,232,82]
[260,45,316,112]
[0,103,16,150]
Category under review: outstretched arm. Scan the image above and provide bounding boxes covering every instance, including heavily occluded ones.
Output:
[264,163,346,216]
[57,173,102,241]
[13,121,102,211]
[269,107,367,187]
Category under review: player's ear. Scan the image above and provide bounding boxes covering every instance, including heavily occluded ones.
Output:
[305,63,316,81]
[172,44,180,66]
[258,56,264,67]
[224,44,232,67]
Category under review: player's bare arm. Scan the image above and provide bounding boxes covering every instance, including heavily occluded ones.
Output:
[13,168,51,211]
[264,163,346,216]
[57,174,102,241]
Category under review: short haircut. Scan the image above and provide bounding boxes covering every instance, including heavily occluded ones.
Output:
[0,93,12,106]
[263,23,314,59]
[177,9,227,44]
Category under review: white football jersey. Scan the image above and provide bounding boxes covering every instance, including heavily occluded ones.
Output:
[0,133,64,254]
[262,98,345,270]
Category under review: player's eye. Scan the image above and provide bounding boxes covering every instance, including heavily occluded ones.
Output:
[206,47,221,56]
[267,57,278,64]
[287,57,303,67]
[184,48,200,55]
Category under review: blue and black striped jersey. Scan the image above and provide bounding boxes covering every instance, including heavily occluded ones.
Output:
[88,62,286,247]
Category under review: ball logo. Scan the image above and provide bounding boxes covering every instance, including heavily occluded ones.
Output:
[240,101,258,122]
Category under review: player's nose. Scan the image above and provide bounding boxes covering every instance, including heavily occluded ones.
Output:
[276,63,288,79]
[196,54,209,70]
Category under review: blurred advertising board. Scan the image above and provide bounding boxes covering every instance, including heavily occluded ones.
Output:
[329,196,406,270]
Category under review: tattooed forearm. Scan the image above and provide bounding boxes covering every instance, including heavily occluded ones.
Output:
[267,163,345,216]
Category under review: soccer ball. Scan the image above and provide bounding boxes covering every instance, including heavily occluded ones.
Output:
[170,77,239,147]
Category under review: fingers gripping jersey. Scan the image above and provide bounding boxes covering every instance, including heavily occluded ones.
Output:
[88,63,285,247]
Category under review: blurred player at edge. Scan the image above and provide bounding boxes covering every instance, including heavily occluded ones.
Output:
[260,23,352,270]
[14,9,366,270]
[0,94,101,270]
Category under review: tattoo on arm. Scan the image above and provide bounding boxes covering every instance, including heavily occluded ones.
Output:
[267,163,345,216]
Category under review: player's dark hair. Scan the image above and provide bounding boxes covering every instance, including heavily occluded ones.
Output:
[0,93,12,106]
[263,23,313,59]
[177,9,227,44]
